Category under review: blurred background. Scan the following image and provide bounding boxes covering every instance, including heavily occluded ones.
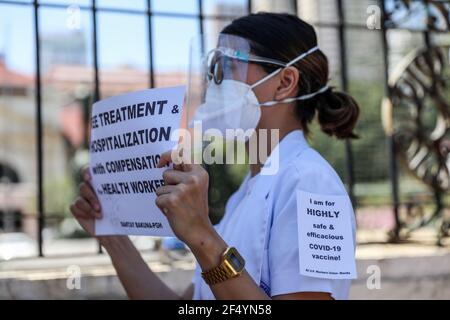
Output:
[0,0,449,299]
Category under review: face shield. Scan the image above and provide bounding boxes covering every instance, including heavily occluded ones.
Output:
[185,33,325,146]
[204,43,287,86]
[185,33,287,140]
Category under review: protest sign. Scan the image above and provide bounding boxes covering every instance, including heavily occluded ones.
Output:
[89,86,185,236]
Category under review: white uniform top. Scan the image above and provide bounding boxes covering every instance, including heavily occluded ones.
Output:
[192,130,356,300]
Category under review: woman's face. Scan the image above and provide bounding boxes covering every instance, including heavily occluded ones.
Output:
[246,62,302,132]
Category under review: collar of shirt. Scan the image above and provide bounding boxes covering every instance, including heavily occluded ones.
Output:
[245,129,311,198]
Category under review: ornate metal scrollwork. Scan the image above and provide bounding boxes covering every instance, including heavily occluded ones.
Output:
[382,45,450,244]
[385,0,450,32]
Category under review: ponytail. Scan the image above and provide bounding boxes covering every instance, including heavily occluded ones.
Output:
[315,88,360,139]
[221,12,361,139]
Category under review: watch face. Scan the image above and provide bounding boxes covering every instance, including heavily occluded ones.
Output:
[229,252,243,269]
[225,247,245,272]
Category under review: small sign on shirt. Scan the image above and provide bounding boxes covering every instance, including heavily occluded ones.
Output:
[296,190,357,279]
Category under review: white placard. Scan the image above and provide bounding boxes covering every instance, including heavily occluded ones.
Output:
[89,86,185,236]
[297,190,357,279]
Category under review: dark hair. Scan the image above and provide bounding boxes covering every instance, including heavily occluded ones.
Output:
[221,12,360,139]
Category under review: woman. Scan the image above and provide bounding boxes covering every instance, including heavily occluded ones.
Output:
[70,12,360,300]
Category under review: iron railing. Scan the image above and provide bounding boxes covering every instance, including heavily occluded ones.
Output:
[0,0,448,258]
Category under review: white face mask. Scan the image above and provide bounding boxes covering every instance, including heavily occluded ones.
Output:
[191,46,329,140]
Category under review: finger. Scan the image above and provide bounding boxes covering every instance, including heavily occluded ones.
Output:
[74,197,93,214]
[79,183,101,212]
[155,185,178,196]
[173,162,183,171]
[155,194,173,216]
[75,197,101,219]
[179,162,193,172]
[162,169,187,185]
[70,204,91,220]
[157,150,173,168]
[173,161,192,172]
[173,145,193,172]
[172,137,185,171]
[82,166,91,182]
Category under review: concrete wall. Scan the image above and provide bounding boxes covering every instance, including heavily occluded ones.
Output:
[0,262,193,300]
[1,253,450,299]
[350,254,450,299]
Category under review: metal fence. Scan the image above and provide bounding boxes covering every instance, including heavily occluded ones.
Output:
[0,0,448,259]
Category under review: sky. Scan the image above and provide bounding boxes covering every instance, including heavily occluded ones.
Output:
[0,0,246,75]
[0,0,428,77]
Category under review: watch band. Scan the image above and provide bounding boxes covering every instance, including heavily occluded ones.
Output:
[202,263,236,285]
[201,247,245,286]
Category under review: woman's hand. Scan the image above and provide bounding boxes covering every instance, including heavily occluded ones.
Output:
[155,150,213,248]
[69,167,103,237]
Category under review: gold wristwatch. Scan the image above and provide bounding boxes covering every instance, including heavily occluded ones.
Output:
[201,247,245,285]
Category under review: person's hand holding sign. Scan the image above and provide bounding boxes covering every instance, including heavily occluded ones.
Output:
[70,168,103,237]
[155,150,228,271]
